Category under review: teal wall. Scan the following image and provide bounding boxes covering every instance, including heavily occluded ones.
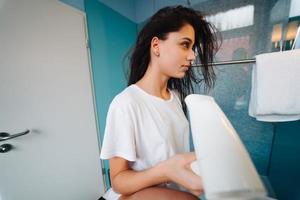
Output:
[84,0,137,188]
[209,64,274,176]
[268,120,300,200]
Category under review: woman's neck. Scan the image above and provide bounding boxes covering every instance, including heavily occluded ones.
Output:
[135,65,170,100]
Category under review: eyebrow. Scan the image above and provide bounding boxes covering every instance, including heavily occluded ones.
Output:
[182,37,195,46]
[181,37,194,43]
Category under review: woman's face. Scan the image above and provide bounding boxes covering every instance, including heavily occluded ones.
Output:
[158,24,196,79]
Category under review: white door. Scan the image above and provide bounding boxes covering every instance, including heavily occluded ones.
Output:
[0,0,104,199]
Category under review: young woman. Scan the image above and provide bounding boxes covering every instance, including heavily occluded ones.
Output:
[100,5,219,200]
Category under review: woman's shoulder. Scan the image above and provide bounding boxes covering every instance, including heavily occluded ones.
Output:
[170,89,180,98]
[170,89,181,102]
[110,85,139,109]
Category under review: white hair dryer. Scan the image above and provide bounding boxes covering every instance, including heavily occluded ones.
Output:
[185,94,272,200]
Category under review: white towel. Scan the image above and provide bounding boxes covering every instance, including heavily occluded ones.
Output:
[249,49,300,122]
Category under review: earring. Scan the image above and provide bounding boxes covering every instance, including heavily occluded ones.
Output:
[156,52,160,57]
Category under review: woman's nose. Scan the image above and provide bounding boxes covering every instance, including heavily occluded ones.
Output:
[187,49,196,63]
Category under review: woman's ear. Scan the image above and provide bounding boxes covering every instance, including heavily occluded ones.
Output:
[151,37,160,57]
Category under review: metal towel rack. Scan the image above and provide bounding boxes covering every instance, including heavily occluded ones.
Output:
[192,58,256,67]
[194,30,300,67]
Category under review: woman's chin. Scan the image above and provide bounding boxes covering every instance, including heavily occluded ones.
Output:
[174,72,187,79]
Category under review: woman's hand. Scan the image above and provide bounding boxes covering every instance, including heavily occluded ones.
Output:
[109,153,203,196]
[159,152,204,197]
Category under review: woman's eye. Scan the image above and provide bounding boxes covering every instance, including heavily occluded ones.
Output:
[182,43,189,48]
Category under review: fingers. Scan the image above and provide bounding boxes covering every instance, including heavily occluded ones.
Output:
[165,152,203,194]
[171,163,203,192]
[180,152,197,164]
[190,189,204,197]
[184,168,203,188]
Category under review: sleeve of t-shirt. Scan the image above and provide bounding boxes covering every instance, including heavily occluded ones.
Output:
[100,99,136,161]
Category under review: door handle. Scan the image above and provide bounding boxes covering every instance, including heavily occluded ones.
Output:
[0,144,13,153]
[0,129,30,141]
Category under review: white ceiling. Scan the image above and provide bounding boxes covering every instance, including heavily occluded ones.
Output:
[98,0,209,23]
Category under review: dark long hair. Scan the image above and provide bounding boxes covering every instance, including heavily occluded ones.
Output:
[127,6,220,114]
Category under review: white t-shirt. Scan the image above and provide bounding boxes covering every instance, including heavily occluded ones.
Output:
[100,84,190,199]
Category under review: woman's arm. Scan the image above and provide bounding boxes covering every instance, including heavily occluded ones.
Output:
[109,152,203,196]
[109,156,167,195]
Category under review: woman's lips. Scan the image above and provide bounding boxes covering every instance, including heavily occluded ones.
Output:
[182,65,190,71]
